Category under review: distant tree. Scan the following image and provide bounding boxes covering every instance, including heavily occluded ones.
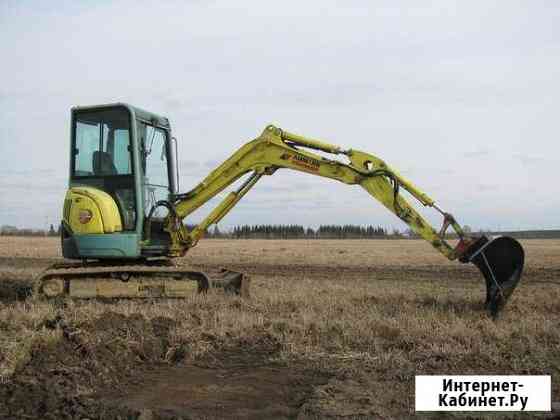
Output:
[391,228,403,238]
[0,225,18,235]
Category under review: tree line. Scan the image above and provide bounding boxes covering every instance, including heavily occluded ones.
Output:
[0,223,395,239]
[3,223,559,240]
[0,224,59,237]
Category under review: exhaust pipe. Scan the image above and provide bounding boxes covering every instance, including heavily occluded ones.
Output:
[459,236,525,318]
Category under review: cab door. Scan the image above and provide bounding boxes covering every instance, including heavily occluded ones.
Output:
[137,121,173,224]
[71,106,137,231]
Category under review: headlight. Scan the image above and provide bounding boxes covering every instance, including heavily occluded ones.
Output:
[78,209,93,224]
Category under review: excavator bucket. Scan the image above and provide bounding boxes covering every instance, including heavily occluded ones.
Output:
[460,236,525,318]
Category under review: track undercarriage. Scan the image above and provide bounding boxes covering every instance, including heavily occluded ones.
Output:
[35,260,249,299]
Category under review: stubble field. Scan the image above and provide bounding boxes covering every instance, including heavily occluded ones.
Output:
[0,237,559,419]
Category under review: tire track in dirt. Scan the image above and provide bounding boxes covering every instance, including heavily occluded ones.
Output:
[1,255,557,284]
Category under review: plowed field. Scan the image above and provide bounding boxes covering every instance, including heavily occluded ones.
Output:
[0,237,559,419]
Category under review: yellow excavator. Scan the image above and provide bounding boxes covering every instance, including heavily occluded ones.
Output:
[37,103,524,317]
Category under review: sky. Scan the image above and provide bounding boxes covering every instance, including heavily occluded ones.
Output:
[0,0,559,232]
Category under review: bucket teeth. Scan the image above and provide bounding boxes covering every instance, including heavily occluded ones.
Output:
[461,236,525,318]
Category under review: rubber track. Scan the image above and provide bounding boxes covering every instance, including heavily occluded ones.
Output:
[35,262,212,297]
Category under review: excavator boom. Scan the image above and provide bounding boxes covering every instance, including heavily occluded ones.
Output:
[165,125,457,253]
[156,124,524,317]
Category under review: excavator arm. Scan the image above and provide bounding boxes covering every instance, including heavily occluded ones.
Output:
[155,125,524,317]
[163,125,465,259]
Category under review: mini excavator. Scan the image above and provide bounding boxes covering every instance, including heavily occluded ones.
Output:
[37,103,524,317]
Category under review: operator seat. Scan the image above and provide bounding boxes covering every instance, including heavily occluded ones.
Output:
[92,151,118,175]
[91,151,134,229]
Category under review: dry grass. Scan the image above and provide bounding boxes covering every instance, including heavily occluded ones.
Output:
[0,237,559,418]
[4,236,559,267]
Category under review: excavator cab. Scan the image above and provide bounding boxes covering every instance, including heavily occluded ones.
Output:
[43,103,245,299]
[61,103,176,260]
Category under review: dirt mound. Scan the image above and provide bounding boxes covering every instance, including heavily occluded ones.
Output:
[193,328,283,370]
[0,311,176,419]
[1,311,318,420]
[0,272,33,302]
[0,337,133,419]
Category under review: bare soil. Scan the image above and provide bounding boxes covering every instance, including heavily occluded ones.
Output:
[108,362,327,419]
[0,237,559,419]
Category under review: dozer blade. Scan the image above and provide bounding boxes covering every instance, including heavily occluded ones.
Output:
[460,236,525,318]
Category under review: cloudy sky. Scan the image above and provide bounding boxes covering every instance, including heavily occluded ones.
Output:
[1,1,558,231]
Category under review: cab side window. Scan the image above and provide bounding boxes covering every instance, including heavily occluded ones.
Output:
[139,122,170,217]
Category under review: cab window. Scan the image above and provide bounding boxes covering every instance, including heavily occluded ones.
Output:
[74,109,132,177]
[139,122,170,217]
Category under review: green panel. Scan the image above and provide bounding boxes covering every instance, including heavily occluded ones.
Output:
[74,233,141,258]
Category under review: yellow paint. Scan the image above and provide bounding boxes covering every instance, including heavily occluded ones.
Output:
[63,187,122,234]
[166,125,464,260]
[68,278,199,298]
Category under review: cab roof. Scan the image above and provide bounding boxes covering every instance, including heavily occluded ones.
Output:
[71,102,171,129]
